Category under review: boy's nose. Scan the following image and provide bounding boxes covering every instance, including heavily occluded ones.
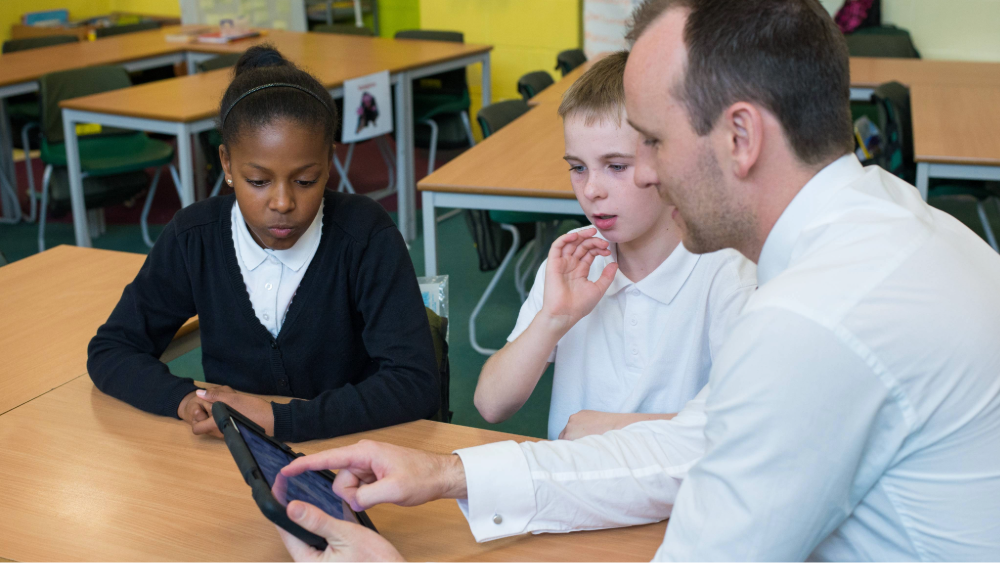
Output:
[583,175,608,200]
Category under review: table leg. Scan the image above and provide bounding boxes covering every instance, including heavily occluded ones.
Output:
[62,110,92,247]
[176,124,195,207]
[481,53,492,109]
[394,71,416,243]
[916,162,929,201]
[422,191,438,276]
[0,99,21,223]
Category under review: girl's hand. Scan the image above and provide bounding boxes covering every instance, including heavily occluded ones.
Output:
[177,390,214,429]
[558,410,679,440]
[539,228,617,335]
[192,386,275,437]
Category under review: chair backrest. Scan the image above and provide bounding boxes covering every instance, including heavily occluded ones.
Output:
[314,23,375,36]
[555,48,587,77]
[196,53,242,73]
[517,71,555,101]
[846,31,920,58]
[2,35,77,54]
[871,81,915,183]
[39,65,132,143]
[94,21,161,38]
[424,307,452,423]
[394,30,467,96]
[476,99,530,138]
[0,249,7,266]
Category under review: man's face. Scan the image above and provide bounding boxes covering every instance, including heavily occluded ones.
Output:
[624,9,753,254]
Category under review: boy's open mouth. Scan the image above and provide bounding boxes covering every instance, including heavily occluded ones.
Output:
[592,214,617,230]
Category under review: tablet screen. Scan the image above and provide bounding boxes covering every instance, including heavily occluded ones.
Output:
[235,419,358,523]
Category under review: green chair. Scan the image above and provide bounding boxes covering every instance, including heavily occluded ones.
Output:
[0,249,7,266]
[313,23,375,36]
[395,30,476,175]
[872,81,999,252]
[425,306,452,423]
[846,25,921,58]
[93,21,160,38]
[555,49,587,77]
[25,65,182,252]
[190,54,242,198]
[517,71,555,101]
[468,100,576,355]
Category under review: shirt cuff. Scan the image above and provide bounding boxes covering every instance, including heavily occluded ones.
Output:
[454,440,537,542]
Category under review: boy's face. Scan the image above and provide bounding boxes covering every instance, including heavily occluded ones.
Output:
[220,118,331,251]
[563,113,674,245]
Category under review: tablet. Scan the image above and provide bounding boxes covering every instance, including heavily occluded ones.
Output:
[212,401,377,551]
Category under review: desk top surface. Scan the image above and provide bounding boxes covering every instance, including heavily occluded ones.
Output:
[0,376,667,561]
[2,26,490,95]
[0,246,196,415]
[418,103,576,199]
[849,57,1000,89]
[911,83,1000,166]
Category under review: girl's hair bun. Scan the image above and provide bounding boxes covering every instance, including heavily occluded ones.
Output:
[234,44,288,76]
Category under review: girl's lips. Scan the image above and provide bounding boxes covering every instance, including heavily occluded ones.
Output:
[268,227,295,238]
[593,215,617,230]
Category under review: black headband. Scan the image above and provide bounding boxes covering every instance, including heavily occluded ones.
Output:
[221,82,332,127]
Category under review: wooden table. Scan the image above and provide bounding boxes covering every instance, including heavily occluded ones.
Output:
[52,29,490,247]
[0,245,198,415]
[849,57,1000,99]
[0,375,668,561]
[418,103,582,276]
[911,83,1000,199]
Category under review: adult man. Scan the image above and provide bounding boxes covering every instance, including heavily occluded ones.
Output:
[275,0,1000,560]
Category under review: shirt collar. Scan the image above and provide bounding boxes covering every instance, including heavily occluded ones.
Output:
[756,154,865,285]
[601,233,700,306]
[232,199,324,272]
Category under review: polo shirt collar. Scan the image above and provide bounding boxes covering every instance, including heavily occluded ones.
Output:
[232,199,324,272]
[602,233,700,306]
[757,154,865,285]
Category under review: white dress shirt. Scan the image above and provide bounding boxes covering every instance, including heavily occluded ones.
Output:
[231,200,323,337]
[509,232,756,439]
[455,155,1000,560]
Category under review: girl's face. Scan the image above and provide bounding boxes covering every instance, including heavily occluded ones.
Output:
[220,118,332,250]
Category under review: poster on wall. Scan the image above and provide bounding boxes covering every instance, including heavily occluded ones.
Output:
[341,70,394,144]
[583,0,643,58]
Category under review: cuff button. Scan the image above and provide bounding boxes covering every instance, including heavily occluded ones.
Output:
[492,514,503,525]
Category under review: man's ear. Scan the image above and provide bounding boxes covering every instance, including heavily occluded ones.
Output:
[721,102,763,180]
[219,144,232,181]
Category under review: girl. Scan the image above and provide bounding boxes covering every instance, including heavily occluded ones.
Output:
[88,45,440,443]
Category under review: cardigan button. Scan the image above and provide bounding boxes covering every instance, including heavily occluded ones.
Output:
[270,340,278,349]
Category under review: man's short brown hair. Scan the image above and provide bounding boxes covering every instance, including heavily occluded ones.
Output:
[627,0,854,165]
[558,50,629,125]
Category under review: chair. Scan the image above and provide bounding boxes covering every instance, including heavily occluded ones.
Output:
[846,27,920,58]
[93,21,161,38]
[468,100,574,355]
[555,49,587,77]
[517,71,555,101]
[313,23,374,36]
[395,30,476,175]
[425,306,452,423]
[25,65,183,252]
[872,81,999,251]
[0,249,7,266]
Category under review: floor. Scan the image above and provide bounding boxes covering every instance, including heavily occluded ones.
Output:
[4,139,1000,440]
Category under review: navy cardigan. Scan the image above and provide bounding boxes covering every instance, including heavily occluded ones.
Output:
[88,191,440,443]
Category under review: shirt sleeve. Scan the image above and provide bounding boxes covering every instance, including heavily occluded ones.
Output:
[506,259,555,362]
[657,308,909,561]
[270,225,441,443]
[454,386,710,542]
[87,220,200,418]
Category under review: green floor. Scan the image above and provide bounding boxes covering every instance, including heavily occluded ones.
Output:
[3,194,999,439]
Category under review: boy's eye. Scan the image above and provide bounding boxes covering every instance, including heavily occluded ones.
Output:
[568,165,586,174]
[609,164,628,172]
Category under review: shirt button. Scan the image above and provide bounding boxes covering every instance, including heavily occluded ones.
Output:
[630,317,638,326]
[492,514,503,525]
[263,313,270,320]
[265,282,273,291]
[631,347,638,355]
[631,289,640,297]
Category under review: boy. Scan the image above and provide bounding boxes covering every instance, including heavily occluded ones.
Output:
[474,51,757,440]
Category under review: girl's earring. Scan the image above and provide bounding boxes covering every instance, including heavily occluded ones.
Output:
[227,178,233,185]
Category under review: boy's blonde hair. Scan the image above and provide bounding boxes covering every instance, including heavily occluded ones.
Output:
[557,50,629,126]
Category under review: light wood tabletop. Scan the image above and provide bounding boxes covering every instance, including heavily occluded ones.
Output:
[850,57,1000,89]
[911,84,1000,167]
[0,246,197,415]
[0,376,668,561]
[528,59,596,106]
[418,103,575,199]
[57,30,492,123]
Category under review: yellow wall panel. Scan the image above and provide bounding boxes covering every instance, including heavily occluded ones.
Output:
[1,0,112,44]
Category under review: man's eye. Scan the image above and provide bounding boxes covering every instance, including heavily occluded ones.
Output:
[643,138,659,147]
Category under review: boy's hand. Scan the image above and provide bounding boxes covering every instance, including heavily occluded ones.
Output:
[539,227,618,334]
[190,386,275,437]
[559,410,678,440]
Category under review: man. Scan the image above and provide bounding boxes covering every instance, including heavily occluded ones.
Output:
[275,0,1000,560]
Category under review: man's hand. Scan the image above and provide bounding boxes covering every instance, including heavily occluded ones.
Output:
[281,440,467,512]
[277,500,404,562]
[539,227,618,334]
[559,410,679,440]
[191,386,275,437]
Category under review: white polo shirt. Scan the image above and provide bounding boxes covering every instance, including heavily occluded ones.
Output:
[508,231,757,440]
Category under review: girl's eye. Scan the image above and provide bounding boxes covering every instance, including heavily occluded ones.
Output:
[609,164,628,172]
[245,179,268,187]
[568,165,586,174]
[296,179,319,186]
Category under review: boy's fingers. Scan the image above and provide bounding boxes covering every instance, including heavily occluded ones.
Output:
[594,263,619,294]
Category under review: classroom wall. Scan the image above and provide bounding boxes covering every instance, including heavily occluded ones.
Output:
[1,0,112,43]
[820,0,1000,62]
[420,0,582,140]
